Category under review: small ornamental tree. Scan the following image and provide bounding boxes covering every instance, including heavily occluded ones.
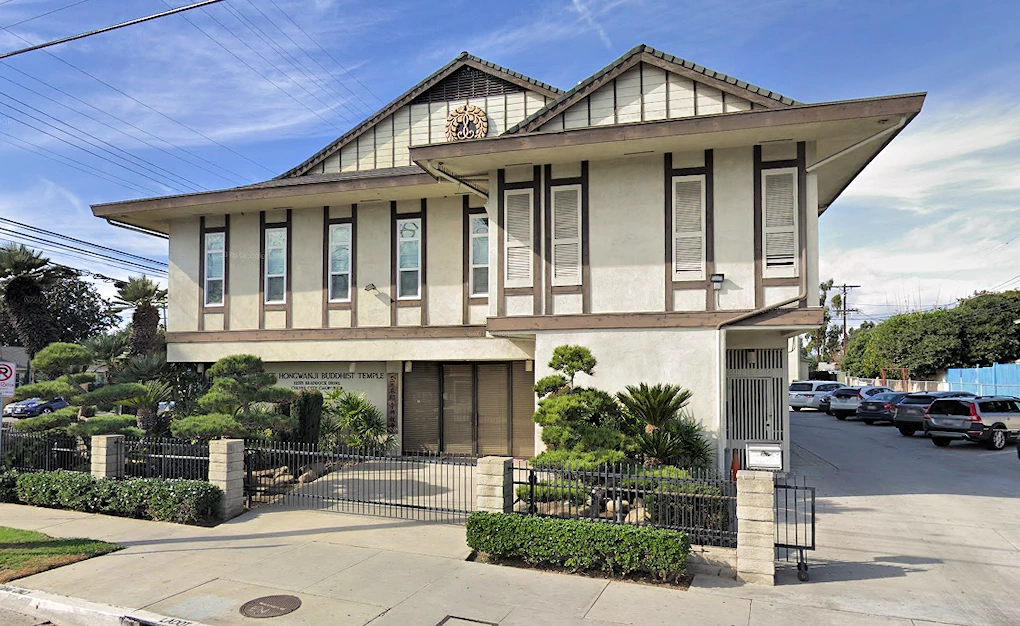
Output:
[31,342,92,380]
[195,354,296,438]
[535,344,597,397]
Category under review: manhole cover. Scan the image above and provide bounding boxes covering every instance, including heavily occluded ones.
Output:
[239,595,302,618]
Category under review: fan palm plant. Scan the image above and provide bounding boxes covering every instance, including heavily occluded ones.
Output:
[117,380,173,433]
[84,331,129,373]
[321,389,394,450]
[112,276,167,356]
[616,383,693,433]
[0,244,73,356]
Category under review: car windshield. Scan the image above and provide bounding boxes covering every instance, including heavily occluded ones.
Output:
[870,393,899,402]
[20,398,41,406]
[833,388,859,397]
[901,395,935,405]
[789,383,812,391]
[930,400,973,416]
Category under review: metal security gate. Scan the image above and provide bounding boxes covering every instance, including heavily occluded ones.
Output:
[244,441,476,523]
[724,348,787,469]
[775,473,816,581]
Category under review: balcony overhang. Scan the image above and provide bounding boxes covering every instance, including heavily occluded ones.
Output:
[411,92,925,213]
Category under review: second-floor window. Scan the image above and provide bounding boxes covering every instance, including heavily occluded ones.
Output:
[762,168,798,278]
[264,227,287,303]
[551,185,581,286]
[329,223,352,302]
[397,218,421,299]
[470,215,488,296]
[672,174,706,280]
[504,189,533,288]
[204,232,225,306]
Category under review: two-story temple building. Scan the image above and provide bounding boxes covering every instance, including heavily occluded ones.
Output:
[92,45,923,471]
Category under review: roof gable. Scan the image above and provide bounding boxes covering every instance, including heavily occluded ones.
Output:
[280,53,562,179]
[506,44,798,135]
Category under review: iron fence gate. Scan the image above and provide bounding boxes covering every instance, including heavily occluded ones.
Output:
[244,441,476,523]
[775,473,816,581]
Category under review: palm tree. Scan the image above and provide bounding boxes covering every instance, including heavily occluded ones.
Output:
[113,276,167,356]
[84,330,129,373]
[617,383,693,434]
[0,244,72,357]
[117,380,173,433]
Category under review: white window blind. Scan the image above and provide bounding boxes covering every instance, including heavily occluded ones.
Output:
[328,223,352,302]
[504,189,533,288]
[264,227,286,304]
[204,232,224,306]
[551,185,581,286]
[469,215,489,296]
[672,175,706,280]
[396,218,422,299]
[762,168,798,278]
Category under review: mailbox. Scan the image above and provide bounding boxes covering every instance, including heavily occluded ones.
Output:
[745,442,784,471]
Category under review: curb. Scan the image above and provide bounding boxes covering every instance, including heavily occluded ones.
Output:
[0,584,211,626]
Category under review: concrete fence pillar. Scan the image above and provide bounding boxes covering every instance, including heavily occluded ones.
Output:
[90,435,124,479]
[476,456,512,513]
[736,470,776,585]
[208,439,244,521]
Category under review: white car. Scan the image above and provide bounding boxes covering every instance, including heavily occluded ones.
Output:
[789,381,846,411]
[829,386,893,420]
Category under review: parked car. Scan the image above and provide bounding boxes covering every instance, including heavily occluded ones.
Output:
[892,391,976,436]
[856,392,909,425]
[829,386,893,420]
[788,381,846,411]
[1,396,69,418]
[925,396,1020,450]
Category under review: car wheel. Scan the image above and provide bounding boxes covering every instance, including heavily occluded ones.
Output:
[41,408,52,414]
[792,407,801,412]
[863,419,875,425]
[825,409,833,416]
[986,429,1007,451]
[898,427,916,437]
[835,413,847,421]
[932,437,951,447]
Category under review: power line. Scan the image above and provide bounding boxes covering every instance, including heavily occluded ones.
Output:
[0,227,167,274]
[0,0,225,60]
[0,29,275,177]
[1,0,93,30]
[0,237,164,280]
[0,218,166,266]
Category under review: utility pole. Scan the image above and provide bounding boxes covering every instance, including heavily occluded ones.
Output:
[837,284,861,360]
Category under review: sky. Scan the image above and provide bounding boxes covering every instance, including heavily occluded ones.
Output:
[0,0,1018,326]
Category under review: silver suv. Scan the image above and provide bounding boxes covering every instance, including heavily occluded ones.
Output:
[828,386,893,420]
[925,396,1020,450]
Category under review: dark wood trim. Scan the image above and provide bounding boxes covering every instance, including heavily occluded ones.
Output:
[468,297,488,305]
[409,93,926,162]
[167,325,488,344]
[763,277,799,287]
[389,201,397,326]
[761,158,798,170]
[198,216,205,330]
[421,198,429,325]
[496,169,505,317]
[580,160,590,314]
[531,165,542,316]
[671,165,709,177]
[797,141,808,308]
[543,164,552,315]
[326,302,353,311]
[672,279,711,289]
[703,149,715,312]
[487,307,825,333]
[351,204,358,327]
[396,299,422,308]
[461,196,472,325]
[753,145,764,309]
[321,206,329,328]
[322,205,357,327]
[503,179,535,190]
[551,285,583,295]
[263,303,287,312]
[663,152,674,312]
[284,209,292,329]
[504,287,534,296]
[546,175,583,186]
[258,211,265,328]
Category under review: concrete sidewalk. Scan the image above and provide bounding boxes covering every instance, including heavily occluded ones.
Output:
[0,503,964,626]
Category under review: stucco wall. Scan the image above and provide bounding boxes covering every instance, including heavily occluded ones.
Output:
[168,218,199,332]
[356,201,391,327]
[426,196,463,326]
[713,147,755,310]
[291,208,323,329]
[229,212,259,330]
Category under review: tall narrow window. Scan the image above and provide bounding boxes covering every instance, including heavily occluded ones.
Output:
[264,227,287,303]
[328,223,352,302]
[204,232,225,306]
[470,215,489,296]
[397,217,421,299]
[504,189,533,288]
[672,174,706,280]
[762,168,798,278]
[551,185,581,286]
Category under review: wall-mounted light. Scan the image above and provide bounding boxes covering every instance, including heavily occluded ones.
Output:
[348,362,357,373]
[525,360,534,372]
[404,361,412,373]
[364,283,377,292]
[710,273,725,291]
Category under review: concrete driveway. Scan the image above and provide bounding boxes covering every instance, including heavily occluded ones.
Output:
[695,411,1020,626]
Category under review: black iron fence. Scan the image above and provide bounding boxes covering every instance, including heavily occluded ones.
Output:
[512,460,738,547]
[775,473,816,580]
[244,440,476,523]
[0,430,89,473]
[123,437,209,480]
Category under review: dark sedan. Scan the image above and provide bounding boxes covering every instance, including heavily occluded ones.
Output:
[1,397,69,418]
[857,392,908,425]
[892,391,976,436]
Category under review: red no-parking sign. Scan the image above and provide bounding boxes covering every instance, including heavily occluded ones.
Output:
[0,361,14,398]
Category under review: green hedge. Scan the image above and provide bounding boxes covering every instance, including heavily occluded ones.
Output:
[514,479,589,505]
[0,468,19,503]
[14,470,221,525]
[465,511,689,581]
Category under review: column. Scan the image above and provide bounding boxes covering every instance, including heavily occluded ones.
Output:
[736,469,776,585]
[208,439,245,521]
[476,456,512,513]
[90,435,124,479]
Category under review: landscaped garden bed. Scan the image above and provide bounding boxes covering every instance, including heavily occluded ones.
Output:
[0,526,119,583]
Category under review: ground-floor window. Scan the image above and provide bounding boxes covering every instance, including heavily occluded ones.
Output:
[402,361,535,457]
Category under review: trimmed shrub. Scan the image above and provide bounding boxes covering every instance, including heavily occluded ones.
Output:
[466,511,689,581]
[14,470,221,524]
[13,411,75,433]
[171,413,244,440]
[67,415,144,438]
[643,481,731,534]
[530,449,627,470]
[292,391,324,444]
[515,479,589,505]
[0,468,19,503]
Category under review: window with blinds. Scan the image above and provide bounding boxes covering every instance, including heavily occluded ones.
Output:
[264,227,287,304]
[672,175,706,280]
[551,185,582,286]
[401,363,440,453]
[504,189,533,288]
[762,168,798,278]
[204,232,225,306]
[328,223,352,302]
